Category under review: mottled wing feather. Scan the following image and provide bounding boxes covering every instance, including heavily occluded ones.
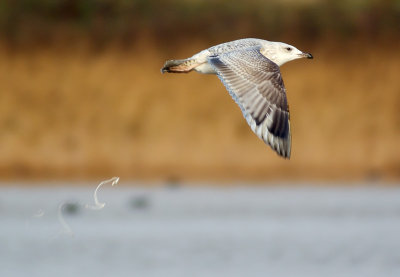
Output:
[208,47,291,158]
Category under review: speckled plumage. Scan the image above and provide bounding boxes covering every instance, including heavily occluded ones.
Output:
[162,38,313,159]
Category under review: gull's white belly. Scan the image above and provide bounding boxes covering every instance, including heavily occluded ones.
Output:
[194,62,217,74]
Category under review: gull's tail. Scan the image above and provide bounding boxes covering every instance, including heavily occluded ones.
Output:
[161,59,198,73]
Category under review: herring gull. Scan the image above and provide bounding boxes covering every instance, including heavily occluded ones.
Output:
[161,38,313,159]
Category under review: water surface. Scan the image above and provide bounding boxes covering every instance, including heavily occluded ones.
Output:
[1,185,400,277]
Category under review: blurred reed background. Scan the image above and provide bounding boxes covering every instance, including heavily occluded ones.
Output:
[0,0,399,182]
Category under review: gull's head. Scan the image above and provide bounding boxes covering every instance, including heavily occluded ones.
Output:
[261,41,313,67]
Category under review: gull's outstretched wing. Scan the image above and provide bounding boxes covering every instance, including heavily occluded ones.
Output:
[208,47,291,158]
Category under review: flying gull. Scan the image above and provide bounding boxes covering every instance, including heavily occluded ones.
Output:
[161,38,313,159]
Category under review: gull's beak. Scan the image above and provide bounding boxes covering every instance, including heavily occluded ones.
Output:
[300,52,313,59]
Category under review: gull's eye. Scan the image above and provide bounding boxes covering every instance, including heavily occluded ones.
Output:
[286,47,292,51]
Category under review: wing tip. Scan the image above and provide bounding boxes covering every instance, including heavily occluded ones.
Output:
[276,144,291,159]
[268,135,291,159]
[247,115,291,160]
[270,126,291,159]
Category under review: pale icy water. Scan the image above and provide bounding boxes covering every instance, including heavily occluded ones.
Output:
[1,184,400,277]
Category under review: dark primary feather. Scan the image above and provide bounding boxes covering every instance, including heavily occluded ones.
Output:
[208,47,291,158]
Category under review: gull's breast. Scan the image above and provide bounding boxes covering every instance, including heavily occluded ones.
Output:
[193,62,217,74]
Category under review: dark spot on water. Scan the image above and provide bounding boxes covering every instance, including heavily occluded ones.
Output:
[129,195,150,210]
[63,202,80,215]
